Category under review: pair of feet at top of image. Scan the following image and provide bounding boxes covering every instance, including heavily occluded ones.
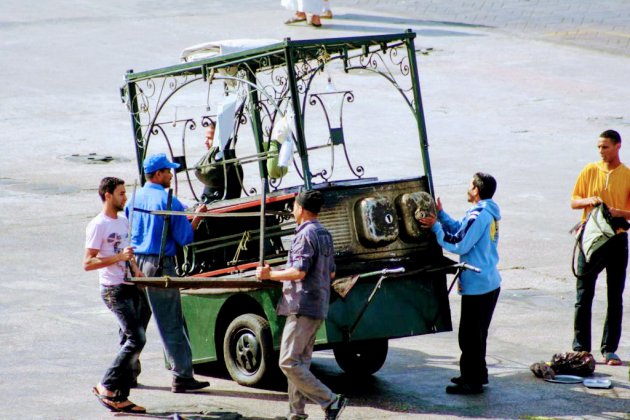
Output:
[285,9,333,27]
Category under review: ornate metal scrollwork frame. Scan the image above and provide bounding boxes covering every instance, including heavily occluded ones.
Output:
[122,33,430,198]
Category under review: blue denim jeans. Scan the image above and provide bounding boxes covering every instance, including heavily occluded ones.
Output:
[100,284,146,397]
[135,255,194,379]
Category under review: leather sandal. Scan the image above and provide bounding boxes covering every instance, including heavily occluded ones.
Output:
[310,16,322,27]
[603,352,623,366]
[92,387,146,413]
[284,14,306,24]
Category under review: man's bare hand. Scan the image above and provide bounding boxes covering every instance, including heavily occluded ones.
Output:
[435,197,443,212]
[586,196,603,206]
[191,204,208,230]
[119,246,134,262]
[256,264,272,280]
[417,215,437,228]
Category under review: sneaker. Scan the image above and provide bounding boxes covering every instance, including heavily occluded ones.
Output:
[171,376,210,393]
[325,394,348,420]
[445,383,483,395]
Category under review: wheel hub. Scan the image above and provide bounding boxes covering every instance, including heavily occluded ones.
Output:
[234,329,260,374]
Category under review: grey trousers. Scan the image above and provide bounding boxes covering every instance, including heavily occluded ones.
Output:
[279,315,336,416]
[136,254,194,378]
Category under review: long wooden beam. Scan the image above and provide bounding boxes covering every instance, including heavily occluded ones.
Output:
[130,276,280,289]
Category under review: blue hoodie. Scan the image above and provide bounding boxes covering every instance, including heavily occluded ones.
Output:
[431,199,501,295]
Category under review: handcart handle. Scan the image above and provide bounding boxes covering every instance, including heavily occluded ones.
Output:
[455,262,481,273]
[381,267,406,275]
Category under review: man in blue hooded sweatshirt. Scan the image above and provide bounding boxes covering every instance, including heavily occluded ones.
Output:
[416,172,501,395]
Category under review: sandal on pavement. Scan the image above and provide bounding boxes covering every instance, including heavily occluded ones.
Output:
[603,352,623,366]
[92,387,146,413]
[310,16,322,27]
[284,14,306,24]
[116,401,146,413]
[322,10,333,19]
[92,386,120,412]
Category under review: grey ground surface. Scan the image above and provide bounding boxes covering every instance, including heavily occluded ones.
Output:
[1,1,629,419]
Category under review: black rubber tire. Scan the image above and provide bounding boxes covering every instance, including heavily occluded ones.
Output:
[333,338,388,375]
[223,313,273,386]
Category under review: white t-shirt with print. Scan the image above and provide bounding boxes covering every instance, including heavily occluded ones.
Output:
[85,212,130,286]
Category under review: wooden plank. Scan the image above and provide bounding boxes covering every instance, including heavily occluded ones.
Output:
[129,276,280,289]
[150,210,289,218]
[191,256,287,278]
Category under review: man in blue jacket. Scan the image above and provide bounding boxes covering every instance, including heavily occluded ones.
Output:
[417,172,501,395]
[126,153,210,393]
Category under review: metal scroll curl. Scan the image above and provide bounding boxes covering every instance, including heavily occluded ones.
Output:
[307,90,364,181]
[344,43,415,114]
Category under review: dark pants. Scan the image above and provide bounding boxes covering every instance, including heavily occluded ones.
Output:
[458,287,500,386]
[132,255,194,379]
[100,284,146,398]
[573,232,627,355]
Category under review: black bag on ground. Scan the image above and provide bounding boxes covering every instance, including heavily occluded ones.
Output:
[550,351,596,377]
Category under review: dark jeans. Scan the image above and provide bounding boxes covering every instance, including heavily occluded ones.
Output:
[573,232,627,355]
[458,287,500,386]
[132,255,194,379]
[100,284,146,398]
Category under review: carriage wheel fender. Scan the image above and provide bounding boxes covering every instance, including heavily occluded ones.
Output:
[333,338,389,376]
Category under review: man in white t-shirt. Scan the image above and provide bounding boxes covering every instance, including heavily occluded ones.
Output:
[84,177,146,413]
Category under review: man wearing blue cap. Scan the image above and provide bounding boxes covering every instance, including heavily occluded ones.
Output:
[126,153,210,393]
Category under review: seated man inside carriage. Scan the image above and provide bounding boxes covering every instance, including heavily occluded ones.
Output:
[196,123,244,204]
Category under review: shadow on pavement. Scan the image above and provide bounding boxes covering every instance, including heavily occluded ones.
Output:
[310,348,629,418]
[191,346,629,417]
[334,13,493,29]
[137,411,281,419]
[284,13,488,36]
[303,21,484,37]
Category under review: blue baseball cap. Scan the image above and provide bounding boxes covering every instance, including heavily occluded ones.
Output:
[143,153,180,174]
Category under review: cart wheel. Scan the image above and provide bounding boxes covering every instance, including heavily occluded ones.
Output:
[223,314,273,386]
[333,338,388,375]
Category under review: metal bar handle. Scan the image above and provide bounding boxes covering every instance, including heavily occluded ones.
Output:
[456,262,481,273]
[380,267,406,276]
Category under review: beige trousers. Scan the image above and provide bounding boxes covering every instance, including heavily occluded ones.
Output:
[279,315,336,416]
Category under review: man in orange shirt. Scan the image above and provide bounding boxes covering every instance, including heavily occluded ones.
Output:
[571,129,630,366]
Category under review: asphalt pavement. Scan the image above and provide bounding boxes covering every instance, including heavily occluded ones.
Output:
[0,1,629,419]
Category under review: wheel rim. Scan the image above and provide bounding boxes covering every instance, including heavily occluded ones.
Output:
[232,328,261,375]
